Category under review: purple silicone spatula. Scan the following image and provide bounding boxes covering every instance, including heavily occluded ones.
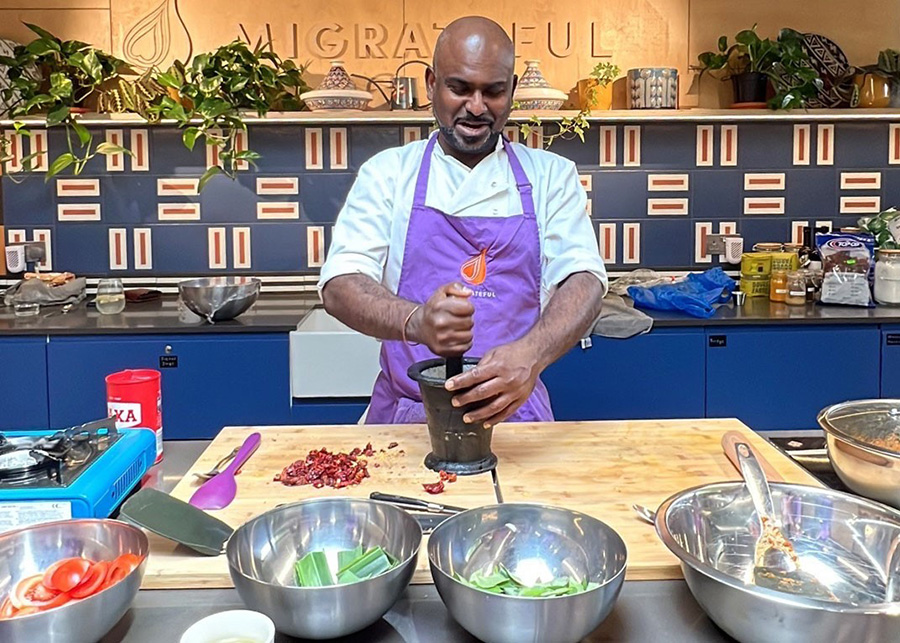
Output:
[189,432,261,510]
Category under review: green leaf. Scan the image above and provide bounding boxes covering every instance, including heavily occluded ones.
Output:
[81,50,103,83]
[735,29,761,47]
[49,72,73,99]
[336,547,392,581]
[198,165,223,192]
[156,72,181,90]
[199,76,223,95]
[294,551,335,587]
[182,127,201,150]
[96,142,131,156]
[717,35,728,53]
[71,121,91,147]
[46,104,71,126]
[26,39,60,56]
[337,546,364,571]
[46,152,75,179]
[24,23,58,42]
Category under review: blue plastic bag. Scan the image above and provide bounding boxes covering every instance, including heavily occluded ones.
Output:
[627,267,736,318]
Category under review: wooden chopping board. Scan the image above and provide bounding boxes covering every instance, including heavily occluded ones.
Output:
[141,419,820,589]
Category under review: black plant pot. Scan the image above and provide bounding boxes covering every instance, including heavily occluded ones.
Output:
[732,72,769,104]
[408,357,497,475]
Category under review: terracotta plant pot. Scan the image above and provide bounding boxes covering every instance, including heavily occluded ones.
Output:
[407,357,497,475]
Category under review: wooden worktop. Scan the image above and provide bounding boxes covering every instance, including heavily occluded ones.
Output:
[141,419,821,589]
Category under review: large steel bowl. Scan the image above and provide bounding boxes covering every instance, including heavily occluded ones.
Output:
[428,503,627,643]
[0,519,148,643]
[225,498,421,639]
[656,482,900,643]
[819,398,900,508]
[178,276,260,323]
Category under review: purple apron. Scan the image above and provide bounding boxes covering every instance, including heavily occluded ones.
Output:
[366,133,554,424]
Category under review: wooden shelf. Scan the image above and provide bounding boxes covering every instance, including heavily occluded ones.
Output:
[3,107,900,127]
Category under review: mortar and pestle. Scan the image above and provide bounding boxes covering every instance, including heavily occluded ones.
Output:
[407,354,497,475]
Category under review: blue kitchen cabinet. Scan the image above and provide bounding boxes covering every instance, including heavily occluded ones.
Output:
[47,334,291,438]
[706,326,880,430]
[881,326,900,397]
[543,329,706,421]
[0,337,49,430]
[290,398,370,425]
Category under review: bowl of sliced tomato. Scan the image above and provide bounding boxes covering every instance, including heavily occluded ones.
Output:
[0,518,148,643]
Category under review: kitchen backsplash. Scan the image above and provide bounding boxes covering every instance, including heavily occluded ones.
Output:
[2,117,898,279]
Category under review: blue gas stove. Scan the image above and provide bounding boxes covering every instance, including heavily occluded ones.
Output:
[0,417,156,532]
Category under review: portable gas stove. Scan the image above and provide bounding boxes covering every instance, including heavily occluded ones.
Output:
[0,417,156,532]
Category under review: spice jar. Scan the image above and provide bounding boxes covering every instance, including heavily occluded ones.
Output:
[754,242,783,253]
[769,270,788,302]
[805,268,823,302]
[874,248,900,306]
[785,270,807,306]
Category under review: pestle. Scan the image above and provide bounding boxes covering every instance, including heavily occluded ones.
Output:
[446,355,464,379]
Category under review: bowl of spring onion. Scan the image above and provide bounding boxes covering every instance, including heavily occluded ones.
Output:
[225,498,421,639]
[428,503,627,643]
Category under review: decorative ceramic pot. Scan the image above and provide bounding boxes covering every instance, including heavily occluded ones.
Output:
[300,60,373,111]
[853,72,891,108]
[513,60,567,110]
[577,78,613,110]
[627,68,678,109]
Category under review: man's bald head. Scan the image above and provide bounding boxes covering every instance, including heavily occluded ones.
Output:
[433,16,515,76]
[426,16,517,166]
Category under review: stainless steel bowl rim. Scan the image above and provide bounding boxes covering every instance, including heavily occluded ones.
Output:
[655,481,900,613]
[0,518,148,622]
[225,496,422,589]
[428,502,628,599]
[818,398,900,460]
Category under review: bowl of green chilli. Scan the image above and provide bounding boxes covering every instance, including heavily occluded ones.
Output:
[225,498,421,640]
[428,503,627,643]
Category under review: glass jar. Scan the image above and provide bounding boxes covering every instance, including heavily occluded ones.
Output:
[805,268,823,302]
[785,270,807,305]
[96,278,126,314]
[769,270,788,303]
[874,249,900,306]
[753,242,783,253]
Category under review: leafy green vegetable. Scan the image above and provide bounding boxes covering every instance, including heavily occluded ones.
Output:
[456,565,600,598]
[294,547,397,588]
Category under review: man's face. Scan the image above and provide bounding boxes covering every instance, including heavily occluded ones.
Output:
[426,48,516,158]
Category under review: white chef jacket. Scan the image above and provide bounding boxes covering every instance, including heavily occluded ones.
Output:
[318,136,608,307]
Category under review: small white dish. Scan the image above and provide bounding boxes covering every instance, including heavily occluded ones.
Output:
[179,609,275,643]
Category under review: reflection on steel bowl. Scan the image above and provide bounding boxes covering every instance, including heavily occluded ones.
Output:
[656,482,900,643]
[819,399,900,508]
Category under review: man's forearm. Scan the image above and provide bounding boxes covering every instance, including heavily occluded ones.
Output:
[322,274,416,341]
[522,272,604,372]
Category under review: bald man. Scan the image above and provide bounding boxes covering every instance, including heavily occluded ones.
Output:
[319,16,607,427]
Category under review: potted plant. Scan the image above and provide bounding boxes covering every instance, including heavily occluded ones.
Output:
[153,38,311,189]
[697,25,823,109]
[577,62,620,111]
[0,23,130,177]
[867,49,900,107]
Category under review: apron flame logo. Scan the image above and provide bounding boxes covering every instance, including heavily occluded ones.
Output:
[460,248,488,285]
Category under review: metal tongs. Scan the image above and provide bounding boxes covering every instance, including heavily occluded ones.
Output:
[369,491,465,515]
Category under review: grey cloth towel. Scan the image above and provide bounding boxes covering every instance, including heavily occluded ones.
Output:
[3,277,87,307]
[590,293,653,339]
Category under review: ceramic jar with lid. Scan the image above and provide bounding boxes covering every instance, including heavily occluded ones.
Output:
[300,60,373,111]
[513,60,567,110]
[875,248,900,305]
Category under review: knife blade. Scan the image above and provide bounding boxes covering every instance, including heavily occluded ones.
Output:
[369,492,466,514]
[491,468,504,504]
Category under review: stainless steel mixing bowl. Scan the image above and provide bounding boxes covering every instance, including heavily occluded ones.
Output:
[656,482,900,643]
[428,503,627,643]
[178,276,260,323]
[225,497,422,639]
[819,398,900,508]
[0,519,148,643]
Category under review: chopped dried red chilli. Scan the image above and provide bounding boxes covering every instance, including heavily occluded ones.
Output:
[274,446,372,489]
[388,442,399,449]
[422,481,445,495]
[438,470,457,483]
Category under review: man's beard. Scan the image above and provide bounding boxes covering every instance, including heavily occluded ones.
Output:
[438,122,501,156]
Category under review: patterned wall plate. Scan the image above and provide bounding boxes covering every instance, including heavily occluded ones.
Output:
[801,32,855,108]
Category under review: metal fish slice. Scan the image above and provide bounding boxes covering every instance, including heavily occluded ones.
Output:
[735,442,839,601]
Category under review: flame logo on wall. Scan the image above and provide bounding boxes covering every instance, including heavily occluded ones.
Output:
[122,0,193,69]
[460,249,487,286]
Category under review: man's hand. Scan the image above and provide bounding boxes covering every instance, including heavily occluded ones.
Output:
[444,339,540,429]
[407,282,475,356]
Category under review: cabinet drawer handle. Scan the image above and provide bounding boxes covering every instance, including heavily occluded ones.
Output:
[165,345,173,354]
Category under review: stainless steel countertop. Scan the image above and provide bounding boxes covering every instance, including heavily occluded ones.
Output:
[101,441,735,643]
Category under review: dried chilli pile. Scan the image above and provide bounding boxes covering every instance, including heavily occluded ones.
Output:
[275,442,401,489]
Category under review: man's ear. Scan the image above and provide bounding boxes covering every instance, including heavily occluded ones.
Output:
[425,67,436,101]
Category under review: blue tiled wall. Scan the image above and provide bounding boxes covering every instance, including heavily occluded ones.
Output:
[1,118,895,276]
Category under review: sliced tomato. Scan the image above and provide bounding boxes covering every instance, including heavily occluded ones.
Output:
[102,553,143,590]
[45,558,91,593]
[11,575,70,611]
[70,561,108,599]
